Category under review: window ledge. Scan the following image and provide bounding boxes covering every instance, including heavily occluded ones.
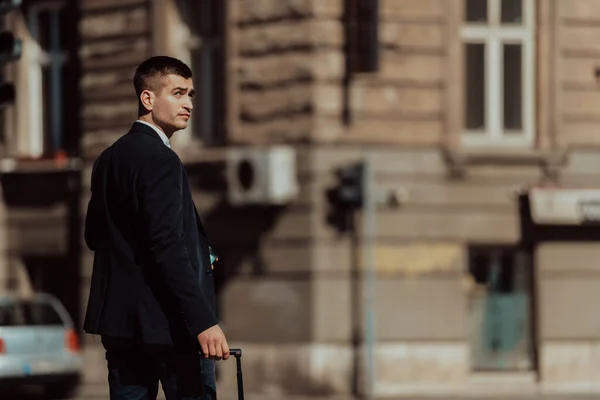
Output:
[0,157,83,174]
[444,148,567,168]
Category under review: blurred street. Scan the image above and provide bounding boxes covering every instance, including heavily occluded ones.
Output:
[69,382,600,400]
[6,381,600,400]
[0,390,587,400]
[66,394,600,400]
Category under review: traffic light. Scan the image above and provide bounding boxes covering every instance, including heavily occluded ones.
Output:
[325,162,365,232]
[0,0,21,108]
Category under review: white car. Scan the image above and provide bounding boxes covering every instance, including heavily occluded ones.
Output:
[0,292,82,398]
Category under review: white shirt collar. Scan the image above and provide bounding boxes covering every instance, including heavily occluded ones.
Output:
[136,120,171,148]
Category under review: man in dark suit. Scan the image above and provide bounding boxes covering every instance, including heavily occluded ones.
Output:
[83,56,229,400]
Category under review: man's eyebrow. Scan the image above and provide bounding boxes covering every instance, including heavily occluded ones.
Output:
[172,86,191,92]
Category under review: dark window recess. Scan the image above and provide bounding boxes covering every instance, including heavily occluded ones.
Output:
[501,0,523,24]
[345,0,379,74]
[0,13,19,146]
[466,0,488,23]
[465,43,486,130]
[503,43,522,131]
[176,0,227,146]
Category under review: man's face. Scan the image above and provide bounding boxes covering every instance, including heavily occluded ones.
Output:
[146,74,195,135]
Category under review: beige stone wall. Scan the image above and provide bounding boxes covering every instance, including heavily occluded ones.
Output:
[244,0,452,146]
[345,0,450,145]
[74,0,600,396]
[79,0,152,160]
[555,0,600,147]
[535,150,600,388]
[231,0,344,144]
[74,0,600,151]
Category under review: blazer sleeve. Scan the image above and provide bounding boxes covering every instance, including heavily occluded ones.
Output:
[138,149,218,337]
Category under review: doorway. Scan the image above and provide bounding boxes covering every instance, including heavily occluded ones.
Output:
[467,245,535,371]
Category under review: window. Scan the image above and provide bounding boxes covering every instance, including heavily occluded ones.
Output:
[153,0,228,148]
[343,0,379,123]
[345,0,380,74]
[3,1,78,159]
[22,301,64,326]
[0,301,64,326]
[186,0,227,146]
[461,0,535,147]
[0,303,20,326]
[29,3,70,156]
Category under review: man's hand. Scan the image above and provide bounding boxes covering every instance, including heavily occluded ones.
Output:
[197,324,230,360]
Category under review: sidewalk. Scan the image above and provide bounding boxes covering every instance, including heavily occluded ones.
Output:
[77,347,600,400]
[73,384,600,400]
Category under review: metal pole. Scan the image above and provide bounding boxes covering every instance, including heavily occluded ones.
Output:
[361,151,376,399]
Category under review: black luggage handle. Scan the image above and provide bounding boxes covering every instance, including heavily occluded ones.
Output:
[200,348,244,400]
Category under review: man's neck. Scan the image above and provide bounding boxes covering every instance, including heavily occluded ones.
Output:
[138,115,174,139]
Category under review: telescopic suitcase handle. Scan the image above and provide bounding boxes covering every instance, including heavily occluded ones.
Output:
[200,348,244,400]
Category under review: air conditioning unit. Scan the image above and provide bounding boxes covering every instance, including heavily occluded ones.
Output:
[226,146,299,206]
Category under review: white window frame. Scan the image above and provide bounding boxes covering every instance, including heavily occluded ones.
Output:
[460,0,536,148]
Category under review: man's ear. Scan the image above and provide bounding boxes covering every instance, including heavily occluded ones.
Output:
[140,89,154,111]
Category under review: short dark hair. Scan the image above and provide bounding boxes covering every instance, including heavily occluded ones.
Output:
[133,56,193,114]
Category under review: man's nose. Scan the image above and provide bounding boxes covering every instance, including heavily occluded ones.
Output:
[185,96,194,111]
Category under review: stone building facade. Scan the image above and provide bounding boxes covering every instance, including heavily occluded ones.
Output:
[4,0,600,397]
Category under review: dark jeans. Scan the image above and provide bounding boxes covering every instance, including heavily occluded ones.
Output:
[102,336,217,400]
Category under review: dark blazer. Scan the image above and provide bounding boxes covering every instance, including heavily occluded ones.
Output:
[83,122,218,346]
